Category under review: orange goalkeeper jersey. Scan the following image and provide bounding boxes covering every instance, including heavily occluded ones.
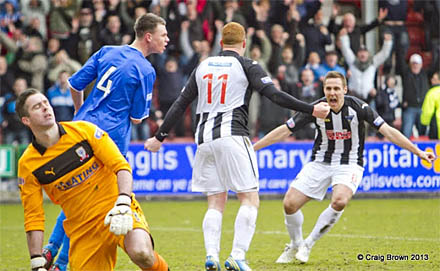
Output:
[18,121,131,235]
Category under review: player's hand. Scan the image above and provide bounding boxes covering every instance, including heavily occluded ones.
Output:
[104,194,133,235]
[31,256,48,271]
[144,137,162,152]
[312,102,330,119]
[419,151,436,163]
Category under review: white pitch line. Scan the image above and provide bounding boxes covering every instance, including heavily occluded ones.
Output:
[150,226,440,243]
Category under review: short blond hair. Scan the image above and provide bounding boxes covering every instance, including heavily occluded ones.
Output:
[222,22,245,45]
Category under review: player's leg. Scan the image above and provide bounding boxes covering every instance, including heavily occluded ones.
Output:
[192,140,228,270]
[204,192,228,270]
[43,211,67,268]
[123,196,168,271]
[298,164,363,263]
[124,229,168,271]
[275,187,311,264]
[224,190,259,271]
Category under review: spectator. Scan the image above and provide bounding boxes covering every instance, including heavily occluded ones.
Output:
[302,51,326,83]
[339,30,393,102]
[298,0,331,60]
[46,70,74,121]
[244,27,272,138]
[319,51,346,80]
[0,55,14,95]
[0,0,22,33]
[375,75,400,132]
[414,0,440,76]
[13,35,48,90]
[328,6,388,54]
[290,68,323,140]
[378,0,409,75]
[267,23,289,76]
[401,53,430,138]
[157,56,186,137]
[47,49,81,84]
[421,72,440,139]
[20,0,50,40]
[1,77,30,145]
[276,33,306,87]
[48,0,81,44]
[67,6,100,64]
[222,0,247,28]
[98,13,131,46]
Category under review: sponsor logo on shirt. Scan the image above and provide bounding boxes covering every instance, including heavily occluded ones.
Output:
[94,127,104,139]
[373,116,385,127]
[208,62,232,67]
[55,161,99,191]
[75,146,89,162]
[287,118,295,128]
[362,103,368,109]
[261,76,272,84]
[326,129,352,140]
[325,118,331,122]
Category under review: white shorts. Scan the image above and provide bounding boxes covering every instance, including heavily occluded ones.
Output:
[192,136,259,193]
[291,161,364,200]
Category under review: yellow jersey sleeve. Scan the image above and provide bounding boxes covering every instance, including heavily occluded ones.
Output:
[18,147,45,232]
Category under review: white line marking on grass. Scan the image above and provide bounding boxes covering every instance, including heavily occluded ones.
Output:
[150,226,440,243]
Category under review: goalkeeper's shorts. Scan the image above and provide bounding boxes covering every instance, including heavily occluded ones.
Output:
[68,194,151,271]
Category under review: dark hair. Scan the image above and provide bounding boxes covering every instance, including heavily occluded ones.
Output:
[134,13,166,39]
[16,88,40,119]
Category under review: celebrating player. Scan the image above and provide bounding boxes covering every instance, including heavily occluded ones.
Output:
[253,71,435,264]
[144,22,329,271]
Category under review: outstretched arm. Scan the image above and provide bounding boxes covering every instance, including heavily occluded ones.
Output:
[253,124,291,151]
[379,123,436,162]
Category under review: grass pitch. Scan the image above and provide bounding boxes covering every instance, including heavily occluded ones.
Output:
[1,198,439,270]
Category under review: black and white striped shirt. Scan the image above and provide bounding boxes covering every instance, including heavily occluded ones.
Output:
[156,50,314,144]
[286,96,385,166]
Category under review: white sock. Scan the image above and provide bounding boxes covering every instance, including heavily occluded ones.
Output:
[230,205,258,260]
[305,205,343,248]
[284,210,304,248]
[203,208,223,261]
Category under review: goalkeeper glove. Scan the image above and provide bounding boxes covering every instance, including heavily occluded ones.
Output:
[31,255,48,271]
[104,194,133,235]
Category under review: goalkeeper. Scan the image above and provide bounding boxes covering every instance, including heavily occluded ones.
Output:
[16,89,169,271]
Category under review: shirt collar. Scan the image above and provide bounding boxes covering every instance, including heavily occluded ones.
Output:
[32,122,66,155]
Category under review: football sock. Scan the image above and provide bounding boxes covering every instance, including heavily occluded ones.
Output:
[230,205,258,260]
[55,234,70,267]
[203,208,223,261]
[305,204,343,248]
[284,210,304,247]
[142,251,168,271]
[46,211,67,254]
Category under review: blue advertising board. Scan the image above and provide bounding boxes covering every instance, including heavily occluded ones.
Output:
[126,141,440,196]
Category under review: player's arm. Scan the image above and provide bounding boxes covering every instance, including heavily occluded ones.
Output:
[253,124,291,151]
[379,123,435,162]
[27,231,48,271]
[70,87,84,113]
[260,85,329,118]
[245,60,329,118]
[145,71,198,152]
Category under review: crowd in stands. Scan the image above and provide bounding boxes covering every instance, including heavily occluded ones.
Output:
[1,0,439,146]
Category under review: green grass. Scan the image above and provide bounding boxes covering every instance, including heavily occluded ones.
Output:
[1,198,439,270]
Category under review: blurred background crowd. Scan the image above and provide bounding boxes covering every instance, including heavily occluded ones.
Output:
[1,0,439,146]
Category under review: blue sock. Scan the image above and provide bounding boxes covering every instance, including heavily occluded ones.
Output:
[54,234,70,270]
[45,211,66,255]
